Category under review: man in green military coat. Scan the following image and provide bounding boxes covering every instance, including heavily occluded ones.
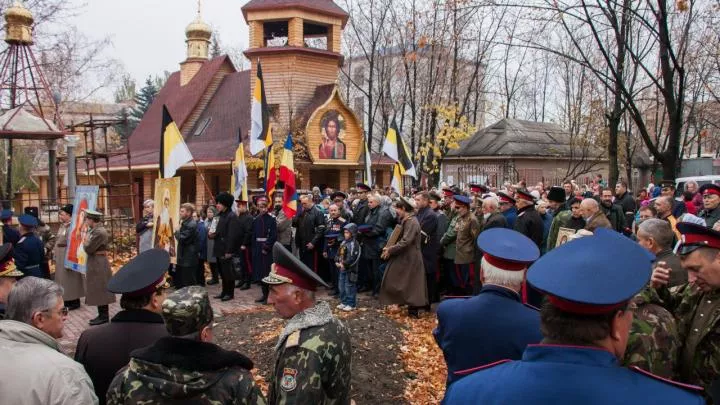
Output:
[651,222,720,403]
[264,242,352,405]
[546,197,586,252]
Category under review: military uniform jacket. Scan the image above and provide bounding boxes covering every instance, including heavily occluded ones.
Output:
[416,206,439,274]
[454,212,480,264]
[107,337,265,405]
[75,310,168,405]
[440,214,459,260]
[269,301,352,405]
[514,205,544,248]
[444,344,704,404]
[212,210,240,257]
[14,232,43,274]
[2,225,20,245]
[658,284,720,398]
[434,285,542,385]
[502,206,517,229]
[700,206,720,229]
[83,225,116,306]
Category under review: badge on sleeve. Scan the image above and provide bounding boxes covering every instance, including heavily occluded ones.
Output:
[281,367,298,392]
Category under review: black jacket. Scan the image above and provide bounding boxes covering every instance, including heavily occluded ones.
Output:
[212,209,240,257]
[600,202,626,233]
[75,310,167,405]
[293,205,326,252]
[483,212,508,231]
[416,206,439,274]
[616,191,637,228]
[174,218,198,268]
[353,199,370,225]
[236,212,253,249]
[514,205,544,248]
[360,206,393,258]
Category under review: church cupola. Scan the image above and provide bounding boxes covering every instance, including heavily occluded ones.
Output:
[180,2,212,86]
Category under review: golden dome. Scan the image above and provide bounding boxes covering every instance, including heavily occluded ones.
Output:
[185,15,211,39]
[5,1,33,24]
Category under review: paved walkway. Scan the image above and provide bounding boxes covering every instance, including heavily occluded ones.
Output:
[60,282,333,354]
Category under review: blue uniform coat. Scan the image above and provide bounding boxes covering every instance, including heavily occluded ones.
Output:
[251,212,277,281]
[14,232,44,277]
[444,344,704,404]
[434,285,542,385]
[502,206,517,229]
[3,226,20,245]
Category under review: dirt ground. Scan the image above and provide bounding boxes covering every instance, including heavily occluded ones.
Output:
[216,296,412,404]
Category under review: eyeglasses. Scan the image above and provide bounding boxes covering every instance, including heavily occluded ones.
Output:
[41,307,69,317]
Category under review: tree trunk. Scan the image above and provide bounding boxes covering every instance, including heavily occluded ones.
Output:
[607,117,620,187]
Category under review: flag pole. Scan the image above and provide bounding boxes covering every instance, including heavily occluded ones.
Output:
[191,160,215,202]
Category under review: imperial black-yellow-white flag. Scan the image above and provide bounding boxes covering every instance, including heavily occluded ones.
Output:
[160,105,193,179]
[382,118,416,179]
[249,62,272,155]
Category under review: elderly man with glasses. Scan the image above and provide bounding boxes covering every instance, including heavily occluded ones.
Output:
[0,277,98,404]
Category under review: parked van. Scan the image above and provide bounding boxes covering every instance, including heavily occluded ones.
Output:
[675,175,720,196]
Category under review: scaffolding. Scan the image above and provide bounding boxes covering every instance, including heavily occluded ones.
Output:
[59,115,138,259]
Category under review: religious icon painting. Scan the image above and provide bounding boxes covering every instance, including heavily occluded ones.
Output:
[319,109,346,160]
[151,177,180,264]
[556,227,577,248]
[65,185,99,273]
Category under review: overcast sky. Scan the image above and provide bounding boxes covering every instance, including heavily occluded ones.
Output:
[68,0,250,100]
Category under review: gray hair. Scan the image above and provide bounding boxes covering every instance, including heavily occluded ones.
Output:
[685,181,698,191]
[143,199,154,207]
[369,193,383,204]
[481,256,525,288]
[483,196,499,211]
[580,198,599,212]
[638,218,674,249]
[6,277,64,324]
[287,284,315,301]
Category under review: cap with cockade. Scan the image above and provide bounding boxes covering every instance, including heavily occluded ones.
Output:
[676,222,720,256]
[547,187,565,203]
[477,228,539,271]
[263,242,329,290]
[84,209,102,221]
[161,286,214,336]
[356,183,371,192]
[699,184,720,197]
[453,195,472,207]
[528,228,654,315]
[429,191,442,202]
[0,243,23,277]
[60,204,73,215]
[515,189,536,203]
[24,207,38,218]
[660,179,676,190]
[331,191,347,200]
[17,214,38,228]
[469,184,488,194]
[108,249,170,296]
[497,192,516,205]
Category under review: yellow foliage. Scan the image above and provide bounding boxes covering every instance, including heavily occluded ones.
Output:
[418,103,477,175]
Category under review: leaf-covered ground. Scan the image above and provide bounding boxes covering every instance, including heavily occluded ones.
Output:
[215,295,447,404]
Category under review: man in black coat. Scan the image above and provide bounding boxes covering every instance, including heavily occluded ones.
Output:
[353,183,371,225]
[75,249,170,405]
[234,199,254,290]
[173,203,198,288]
[414,191,440,305]
[513,190,544,249]
[599,188,626,233]
[614,181,637,230]
[210,192,240,301]
[359,193,393,295]
[659,179,687,218]
[480,196,508,231]
[293,194,326,272]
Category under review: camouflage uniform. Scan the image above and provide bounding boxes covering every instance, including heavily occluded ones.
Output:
[624,287,680,378]
[654,283,720,397]
[269,301,352,405]
[106,286,266,405]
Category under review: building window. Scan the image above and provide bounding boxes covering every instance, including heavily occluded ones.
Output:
[264,21,289,47]
[193,117,212,137]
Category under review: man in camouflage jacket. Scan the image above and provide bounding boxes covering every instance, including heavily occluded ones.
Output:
[106,286,266,404]
[624,287,680,378]
[264,242,352,404]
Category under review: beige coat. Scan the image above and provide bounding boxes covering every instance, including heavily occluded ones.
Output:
[83,224,116,306]
[585,212,612,232]
[0,320,98,404]
[53,222,85,301]
[454,212,481,264]
[380,214,428,307]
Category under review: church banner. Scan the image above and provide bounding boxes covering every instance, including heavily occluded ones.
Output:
[151,177,180,264]
[64,185,99,273]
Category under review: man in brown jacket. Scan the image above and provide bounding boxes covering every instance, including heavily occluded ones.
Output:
[83,210,116,325]
[581,199,612,232]
[453,195,481,295]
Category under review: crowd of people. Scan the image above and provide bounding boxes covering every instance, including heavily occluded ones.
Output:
[0,173,719,403]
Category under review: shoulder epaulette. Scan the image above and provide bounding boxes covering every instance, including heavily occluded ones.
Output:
[454,359,512,376]
[629,366,704,392]
[285,330,301,348]
[523,302,540,311]
[441,295,471,300]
